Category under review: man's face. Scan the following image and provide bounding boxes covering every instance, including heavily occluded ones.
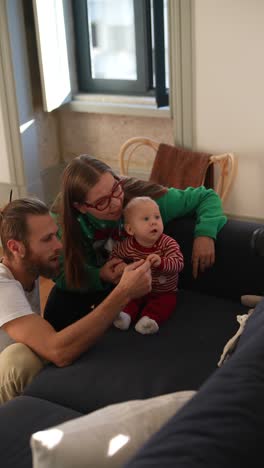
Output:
[22,214,62,279]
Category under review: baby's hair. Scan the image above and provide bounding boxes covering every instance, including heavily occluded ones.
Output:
[123,196,159,223]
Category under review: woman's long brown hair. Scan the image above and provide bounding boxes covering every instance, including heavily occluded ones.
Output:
[57,154,167,289]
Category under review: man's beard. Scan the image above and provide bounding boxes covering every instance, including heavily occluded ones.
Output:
[22,248,61,279]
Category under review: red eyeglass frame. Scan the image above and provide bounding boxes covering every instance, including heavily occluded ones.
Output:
[83,179,125,211]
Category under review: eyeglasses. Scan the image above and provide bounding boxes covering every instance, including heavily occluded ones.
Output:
[83,179,124,211]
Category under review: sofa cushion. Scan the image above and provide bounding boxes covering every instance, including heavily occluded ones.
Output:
[124,300,264,468]
[0,395,81,468]
[30,390,195,468]
[25,289,246,413]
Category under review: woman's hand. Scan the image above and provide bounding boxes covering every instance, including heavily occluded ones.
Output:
[118,259,152,300]
[112,261,127,284]
[100,258,126,284]
[192,236,215,279]
[147,253,161,268]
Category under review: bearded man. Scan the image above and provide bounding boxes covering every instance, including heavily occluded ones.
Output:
[0,198,152,403]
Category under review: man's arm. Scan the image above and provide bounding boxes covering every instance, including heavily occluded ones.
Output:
[2,260,151,367]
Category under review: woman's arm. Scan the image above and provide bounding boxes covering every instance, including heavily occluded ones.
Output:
[156,187,227,278]
[156,186,227,239]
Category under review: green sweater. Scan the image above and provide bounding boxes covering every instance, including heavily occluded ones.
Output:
[54,186,227,292]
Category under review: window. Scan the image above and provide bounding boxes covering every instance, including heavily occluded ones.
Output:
[72,0,169,107]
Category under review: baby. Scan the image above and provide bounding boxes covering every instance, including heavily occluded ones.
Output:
[111,196,184,334]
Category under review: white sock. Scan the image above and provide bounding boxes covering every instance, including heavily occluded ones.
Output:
[113,311,131,330]
[135,316,159,335]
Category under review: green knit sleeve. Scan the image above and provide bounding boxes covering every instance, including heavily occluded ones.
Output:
[156,187,227,239]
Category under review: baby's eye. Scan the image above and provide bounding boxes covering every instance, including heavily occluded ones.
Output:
[155,215,160,220]
[144,216,149,221]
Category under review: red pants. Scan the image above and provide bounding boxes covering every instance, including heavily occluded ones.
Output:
[123,292,177,326]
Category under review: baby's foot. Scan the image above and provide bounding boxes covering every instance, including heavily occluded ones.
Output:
[135,316,159,335]
[113,311,131,330]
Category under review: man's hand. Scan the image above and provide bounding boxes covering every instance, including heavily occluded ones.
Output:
[118,259,152,300]
[100,258,125,284]
[192,236,215,279]
[147,253,161,268]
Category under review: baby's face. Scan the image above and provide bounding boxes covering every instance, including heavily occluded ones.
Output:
[125,200,163,247]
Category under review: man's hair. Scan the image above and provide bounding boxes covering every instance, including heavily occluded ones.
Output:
[0,197,49,257]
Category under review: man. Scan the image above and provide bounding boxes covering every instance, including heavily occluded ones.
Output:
[0,197,152,404]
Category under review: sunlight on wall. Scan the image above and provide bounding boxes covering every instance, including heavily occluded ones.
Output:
[20,119,35,134]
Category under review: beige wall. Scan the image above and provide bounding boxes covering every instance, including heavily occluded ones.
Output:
[58,110,174,176]
[193,0,264,220]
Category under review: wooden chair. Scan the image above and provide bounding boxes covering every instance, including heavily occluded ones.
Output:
[118,137,236,202]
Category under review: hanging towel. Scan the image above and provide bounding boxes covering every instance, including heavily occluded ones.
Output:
[149,143,214,189]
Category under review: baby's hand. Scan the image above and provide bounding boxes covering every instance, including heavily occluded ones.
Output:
[147,253,161,268]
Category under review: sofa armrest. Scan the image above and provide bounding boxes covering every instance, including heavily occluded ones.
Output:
[164,217,264,301]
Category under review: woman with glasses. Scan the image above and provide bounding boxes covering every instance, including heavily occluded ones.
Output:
[44,154,227,330]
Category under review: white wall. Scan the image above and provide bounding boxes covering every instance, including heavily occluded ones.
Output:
[0,99,11,184]
[193,0,264,220]
[0,0,61,206]
[6,0,44,199]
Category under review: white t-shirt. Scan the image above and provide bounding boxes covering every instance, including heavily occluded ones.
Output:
[0,262,41,353]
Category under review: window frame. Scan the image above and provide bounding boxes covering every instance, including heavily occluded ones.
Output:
[72,0,168,106]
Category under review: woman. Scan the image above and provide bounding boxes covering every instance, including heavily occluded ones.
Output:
[44,154,227,330]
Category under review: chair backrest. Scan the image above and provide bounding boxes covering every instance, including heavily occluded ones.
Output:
[118,136,236,202]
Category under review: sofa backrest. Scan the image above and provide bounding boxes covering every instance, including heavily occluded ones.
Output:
[164,217,264,301]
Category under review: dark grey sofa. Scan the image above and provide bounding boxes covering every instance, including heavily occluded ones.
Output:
[125,294,264,468]
[0,217,264,468]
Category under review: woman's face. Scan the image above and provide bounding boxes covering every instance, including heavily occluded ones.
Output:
[77,172,125,221]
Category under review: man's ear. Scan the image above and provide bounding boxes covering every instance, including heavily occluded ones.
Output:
[124,223,134,236]
[6,239,26,258]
